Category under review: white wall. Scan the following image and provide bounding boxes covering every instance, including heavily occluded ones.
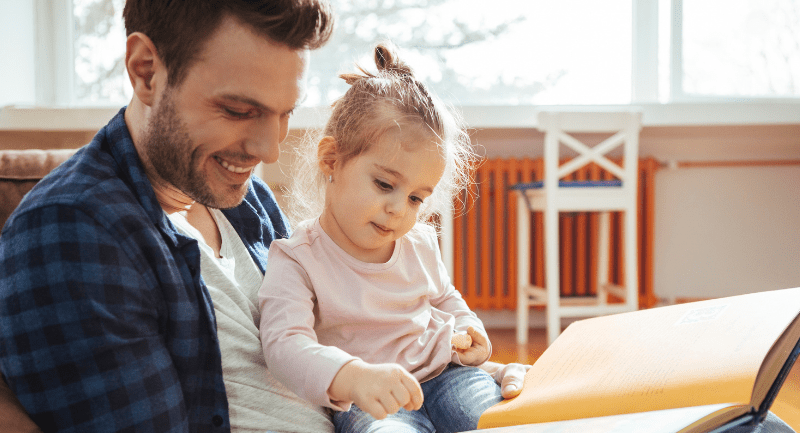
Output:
[655,165,800,301]
[0,0,36,106]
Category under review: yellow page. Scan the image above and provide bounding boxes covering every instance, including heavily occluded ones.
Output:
[479,288,800,429]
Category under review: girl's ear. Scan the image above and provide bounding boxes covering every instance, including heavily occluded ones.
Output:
[317,136,338,176]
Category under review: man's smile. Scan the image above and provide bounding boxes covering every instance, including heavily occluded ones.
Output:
[214,156,256,174]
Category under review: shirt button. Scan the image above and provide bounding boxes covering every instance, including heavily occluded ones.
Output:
[212,415,223,427]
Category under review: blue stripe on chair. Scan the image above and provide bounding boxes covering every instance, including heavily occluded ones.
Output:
[509,180,623,190]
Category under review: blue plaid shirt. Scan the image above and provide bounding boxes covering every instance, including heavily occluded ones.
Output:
[0,108,290,432]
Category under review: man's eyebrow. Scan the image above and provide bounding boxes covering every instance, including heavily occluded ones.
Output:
[374,164,434,193]
[219,94,297,115]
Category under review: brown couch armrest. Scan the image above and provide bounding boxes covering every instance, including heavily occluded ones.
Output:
[0,149,78,232]
[0,374,41,433]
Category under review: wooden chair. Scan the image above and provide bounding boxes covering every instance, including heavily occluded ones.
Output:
[513,110,643,346]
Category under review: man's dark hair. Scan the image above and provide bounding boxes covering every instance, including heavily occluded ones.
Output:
[123,0,335,86]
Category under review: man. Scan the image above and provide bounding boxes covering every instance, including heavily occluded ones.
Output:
[0,1,529,431]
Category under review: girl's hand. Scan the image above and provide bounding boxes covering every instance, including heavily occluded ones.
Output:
[453,326,491,366]
[489,362,532,399]
[328,360,423,420]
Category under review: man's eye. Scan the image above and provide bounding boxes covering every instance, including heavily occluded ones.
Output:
[224,108,250,118]
[374,180,392,191]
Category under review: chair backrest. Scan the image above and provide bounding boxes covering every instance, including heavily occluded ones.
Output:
[535,110,643,194]
[0,149,77,233]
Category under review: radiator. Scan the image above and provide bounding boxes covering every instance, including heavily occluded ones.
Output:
[451,157,660,310]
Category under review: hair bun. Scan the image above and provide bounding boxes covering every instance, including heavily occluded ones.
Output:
[339,73,363,86]
[375,43,414,78]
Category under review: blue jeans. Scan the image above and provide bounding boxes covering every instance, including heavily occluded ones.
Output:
[333,364,503,433]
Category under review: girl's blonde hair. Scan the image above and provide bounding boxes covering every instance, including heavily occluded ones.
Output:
[287,42,478,230]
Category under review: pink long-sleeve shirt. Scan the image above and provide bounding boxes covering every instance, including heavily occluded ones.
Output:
[258,218,489,410]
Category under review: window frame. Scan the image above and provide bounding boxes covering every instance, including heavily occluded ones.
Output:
[34,0,75,106]
[3,0,798,131]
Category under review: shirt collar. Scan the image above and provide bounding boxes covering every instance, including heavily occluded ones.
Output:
[103,106,271,259]
[103,107,189,248]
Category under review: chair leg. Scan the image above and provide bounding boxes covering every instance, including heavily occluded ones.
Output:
[516,194,531,346]
[597,212,610,305]
[624,208,638,310]
[545,206,560,346]
[517,290,529,346]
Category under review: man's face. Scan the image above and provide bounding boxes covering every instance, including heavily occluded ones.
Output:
[141,16,308,209]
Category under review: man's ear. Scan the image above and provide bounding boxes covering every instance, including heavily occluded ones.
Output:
[126,32,164,107]
[317,136,338,176]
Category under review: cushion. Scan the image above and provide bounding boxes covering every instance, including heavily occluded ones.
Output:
[0,149,77,232]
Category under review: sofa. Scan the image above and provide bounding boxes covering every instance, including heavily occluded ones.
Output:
[0,148,77,432]
[0,149,77,232]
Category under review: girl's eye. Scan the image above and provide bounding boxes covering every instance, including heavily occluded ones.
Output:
[374,180,392,191]
[410,196,424,205]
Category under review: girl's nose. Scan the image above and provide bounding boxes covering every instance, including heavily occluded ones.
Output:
[385,197,406,216]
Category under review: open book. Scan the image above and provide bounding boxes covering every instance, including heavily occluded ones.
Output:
[476,287,800,432]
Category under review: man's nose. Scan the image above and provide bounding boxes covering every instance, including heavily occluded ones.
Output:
[244,115,288,164]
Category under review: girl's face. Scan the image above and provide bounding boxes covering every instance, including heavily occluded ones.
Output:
[319,128,446,264]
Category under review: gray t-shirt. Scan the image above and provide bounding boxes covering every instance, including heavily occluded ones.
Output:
[168,209,333,433]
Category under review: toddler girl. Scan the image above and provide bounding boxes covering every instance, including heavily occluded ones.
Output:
[258,42,502,433]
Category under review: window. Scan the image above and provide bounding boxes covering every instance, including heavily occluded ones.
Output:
[19,0,800,108]
[305,0,631,106]
[69,0,631,107]
[73,0,130,105]
[667,0,800,100]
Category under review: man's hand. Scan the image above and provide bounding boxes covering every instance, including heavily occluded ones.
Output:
[328,360,423,420]
[453,326,491,366]
[478,361,532,399]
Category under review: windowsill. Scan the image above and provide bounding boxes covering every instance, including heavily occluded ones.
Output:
[1,102,799,131]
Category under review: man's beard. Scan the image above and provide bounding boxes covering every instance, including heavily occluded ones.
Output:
[140,89,249,209]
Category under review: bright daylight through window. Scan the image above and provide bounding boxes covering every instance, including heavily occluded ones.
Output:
[72,0,800,107]
[680,0,800,99]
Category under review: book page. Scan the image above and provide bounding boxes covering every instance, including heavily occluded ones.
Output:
[752,312,800,406]
[470,404,742,433]
[479,288,800,428]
